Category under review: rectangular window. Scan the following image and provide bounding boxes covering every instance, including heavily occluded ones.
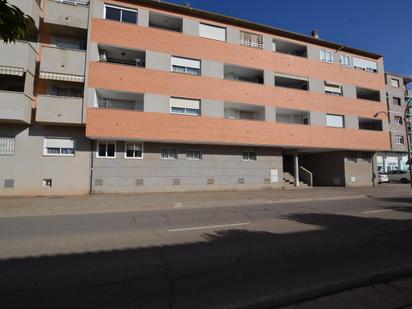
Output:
[170,97,200,116]
[396,135,405,145]
[161,148,178,160]
[242,151,257,161]
[394,116,403,125]
[186,150,202,160]
[339,54,351,67]
[391,78,400,88]
[353,57,377,73]
[348,152,357,163]
[324,82,343,96]
[240,31,263,49]
[97,141,116,158]
[320,49,333,63]
[393,97,402,106]
[326,114,344,128]
[44,138,75,156]
[171,56,201,76]
[104,5,137,24]
[125,142,143,159]
[0,137,15,156]
[199,23,226,41]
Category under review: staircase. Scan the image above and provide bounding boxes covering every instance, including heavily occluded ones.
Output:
[283,172,310,189]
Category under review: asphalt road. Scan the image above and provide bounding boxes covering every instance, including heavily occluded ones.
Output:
[1,195,412,308]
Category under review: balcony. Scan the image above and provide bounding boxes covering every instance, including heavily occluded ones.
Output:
[40,46,86,82]
[36,95,83,125]
[356,87,381,102]
[274,72,309,91]
[95,89,144,111]
[224,102,265,121]
[0,91,33,124]
[276,108,310,125]
[358,118,383,131]
[8,0,41,28]
[224,64,264,84]
[0,41,37,75]
[149,12,182,32]
[98,45,145,68]
[44,0,89,30]
[273,39,307,58]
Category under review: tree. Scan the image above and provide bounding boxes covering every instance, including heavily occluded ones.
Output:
[0,0,35,43]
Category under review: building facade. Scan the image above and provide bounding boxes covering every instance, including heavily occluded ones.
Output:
[376,73,412,172]
[0,0,393,195]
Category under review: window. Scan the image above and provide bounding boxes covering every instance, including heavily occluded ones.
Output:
[273,39,307,57]
[199,23,226,41]
[394,116,403,125]
[320,49,333,63]
[51,85,83,97]
[161,148,178,160]
[326,114,344,128]
[104,5,137,24]
[97,141,116,158]
[56,40,83,50]
[0,137,15,156]
[391,79,400,88]
[393,97,402,106]
[171,56,201,75]
[362,152,372,163]
[44,138,75,156]
[240,31,263,49]
[242,151,257,161]
[125,142,143,159]
[324,82,343,96]
[348,152,357,163]
[353,57,377,73]
[170,97,200,116]
[186,150,202,160]
[340,54,351,67]
[396,135,405,145]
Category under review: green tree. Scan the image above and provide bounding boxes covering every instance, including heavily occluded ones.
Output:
[0,0,35,43]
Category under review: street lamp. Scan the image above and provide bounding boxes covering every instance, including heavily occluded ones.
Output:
[404,97,412,188]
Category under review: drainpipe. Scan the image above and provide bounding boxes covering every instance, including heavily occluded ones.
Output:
[293,150,299,187]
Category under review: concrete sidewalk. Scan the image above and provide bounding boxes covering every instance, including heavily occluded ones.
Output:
[0,183,410,218]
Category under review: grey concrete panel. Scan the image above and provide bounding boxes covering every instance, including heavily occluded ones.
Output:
[44,0,89,29]
[89,42,99,62]
[0,41,37,75]
[342,84,357,99]
[263,35,273,51]
[36,96,83,125]
[40,47,86,77]
[227,28,240,44]
[265,106,276,122]
[345,115,359,130]
[144,94,170,113]
[201,100,224,118]
[0,91,32,124]
[92,0,104,18]
[307,45,320,61]
[182,18,199,36]
[138,8,149,27]
[344,151,374,187]
[310,111,326,126]
[24,72,35,99]
[264,70,274,86]
[146,50,171,72]
[202,59,223,79]
[308,78,324,94]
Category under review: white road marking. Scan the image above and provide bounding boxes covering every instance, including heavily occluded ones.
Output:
[361,209,392,214]
[168,222,251,232]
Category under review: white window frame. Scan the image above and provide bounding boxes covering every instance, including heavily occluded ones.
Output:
[103,4,138,23]
[353,57,378,73]
[240,31,263,49]
[339,54,351,67]
[161,148,178,160]
[394,116,403,125]
[391,79,400,88]
[396,135,405,145]
[326,114,345,128]
[324,82,343,96]
[199,23,226,42]
[242,151,257,161]
[124,142,143,159]
[186,150,202,160]
[0,137,15,156]
[320,49,334,63]
[171,56,201,76]
[96,141,116,158]
[170,97,201,116]
[43,137,75,157]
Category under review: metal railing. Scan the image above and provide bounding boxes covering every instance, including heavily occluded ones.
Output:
[299,166,313,187]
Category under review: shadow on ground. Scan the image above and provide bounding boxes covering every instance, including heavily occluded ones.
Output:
[1,208,412,308]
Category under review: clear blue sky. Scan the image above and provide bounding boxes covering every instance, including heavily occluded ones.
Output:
[166,0,412,79]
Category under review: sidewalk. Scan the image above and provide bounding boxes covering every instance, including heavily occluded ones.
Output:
[0,184,410,218]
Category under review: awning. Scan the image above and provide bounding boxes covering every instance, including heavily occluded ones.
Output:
[274,72,309,81]
[39,71,84,83]
[325,80,343,86]
[0,65,24,76]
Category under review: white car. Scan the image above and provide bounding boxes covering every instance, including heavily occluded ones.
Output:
[378,173,389,184]
[387,170,410,183]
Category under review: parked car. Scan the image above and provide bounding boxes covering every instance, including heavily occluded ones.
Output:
[387,170,410,183]
[378,172,389,184]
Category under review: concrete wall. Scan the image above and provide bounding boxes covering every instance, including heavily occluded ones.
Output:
[344,152,375,187]
[202,60,223,79]
[202,100,224,118]
[44,0,89,29]
[40,47,86,77]
[0,41,37,75]
[36,95,83,125]
[143,93,170,113]
[92,142,283,193]
[146,50,171,71]
[182,18,199,36]
[0,91,32,124]
[0,124,91,196]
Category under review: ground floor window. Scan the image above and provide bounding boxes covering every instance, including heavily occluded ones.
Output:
[186,150,202,160]
[243,151,257,161]
[97,141,116,158]
[125,142,143,159]
[161,148,178,160]
[0,137,15,156]
[43,138,75,156]
[396,136,405,145]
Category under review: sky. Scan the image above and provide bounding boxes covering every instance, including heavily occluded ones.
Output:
[166,0,412,80]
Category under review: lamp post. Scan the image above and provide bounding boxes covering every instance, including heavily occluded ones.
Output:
[404,97,412,188]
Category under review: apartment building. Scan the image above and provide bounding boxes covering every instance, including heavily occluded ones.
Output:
[376,73,412,172]
[0,0,392,195]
